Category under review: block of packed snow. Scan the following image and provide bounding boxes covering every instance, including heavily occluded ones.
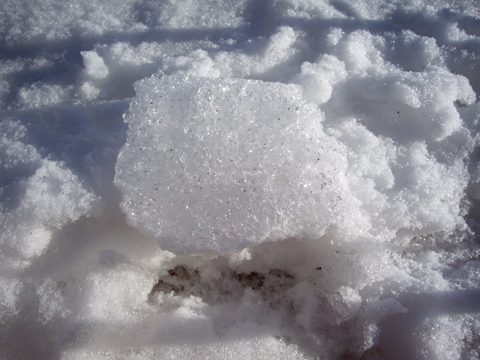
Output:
[115,74,351,254]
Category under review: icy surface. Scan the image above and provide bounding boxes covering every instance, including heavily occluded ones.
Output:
[1,0,480,359]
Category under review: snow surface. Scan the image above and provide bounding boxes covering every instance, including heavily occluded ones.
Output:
[1,0,480,359]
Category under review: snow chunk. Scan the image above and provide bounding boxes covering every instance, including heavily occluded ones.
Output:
[82,51,109,80]
[115,74,350,254]
[290,55,347,105]
[0,120,98,258]
[213,26,301,81]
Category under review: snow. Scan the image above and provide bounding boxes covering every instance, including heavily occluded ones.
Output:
[1,0,480,359]
[115,75,351,254]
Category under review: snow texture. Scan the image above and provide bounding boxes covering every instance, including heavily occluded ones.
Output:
[1,0,480,359]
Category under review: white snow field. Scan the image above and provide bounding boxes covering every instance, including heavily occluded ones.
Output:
[1,0,480,359]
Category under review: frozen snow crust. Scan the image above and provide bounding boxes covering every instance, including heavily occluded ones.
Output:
[2,0,480,359]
